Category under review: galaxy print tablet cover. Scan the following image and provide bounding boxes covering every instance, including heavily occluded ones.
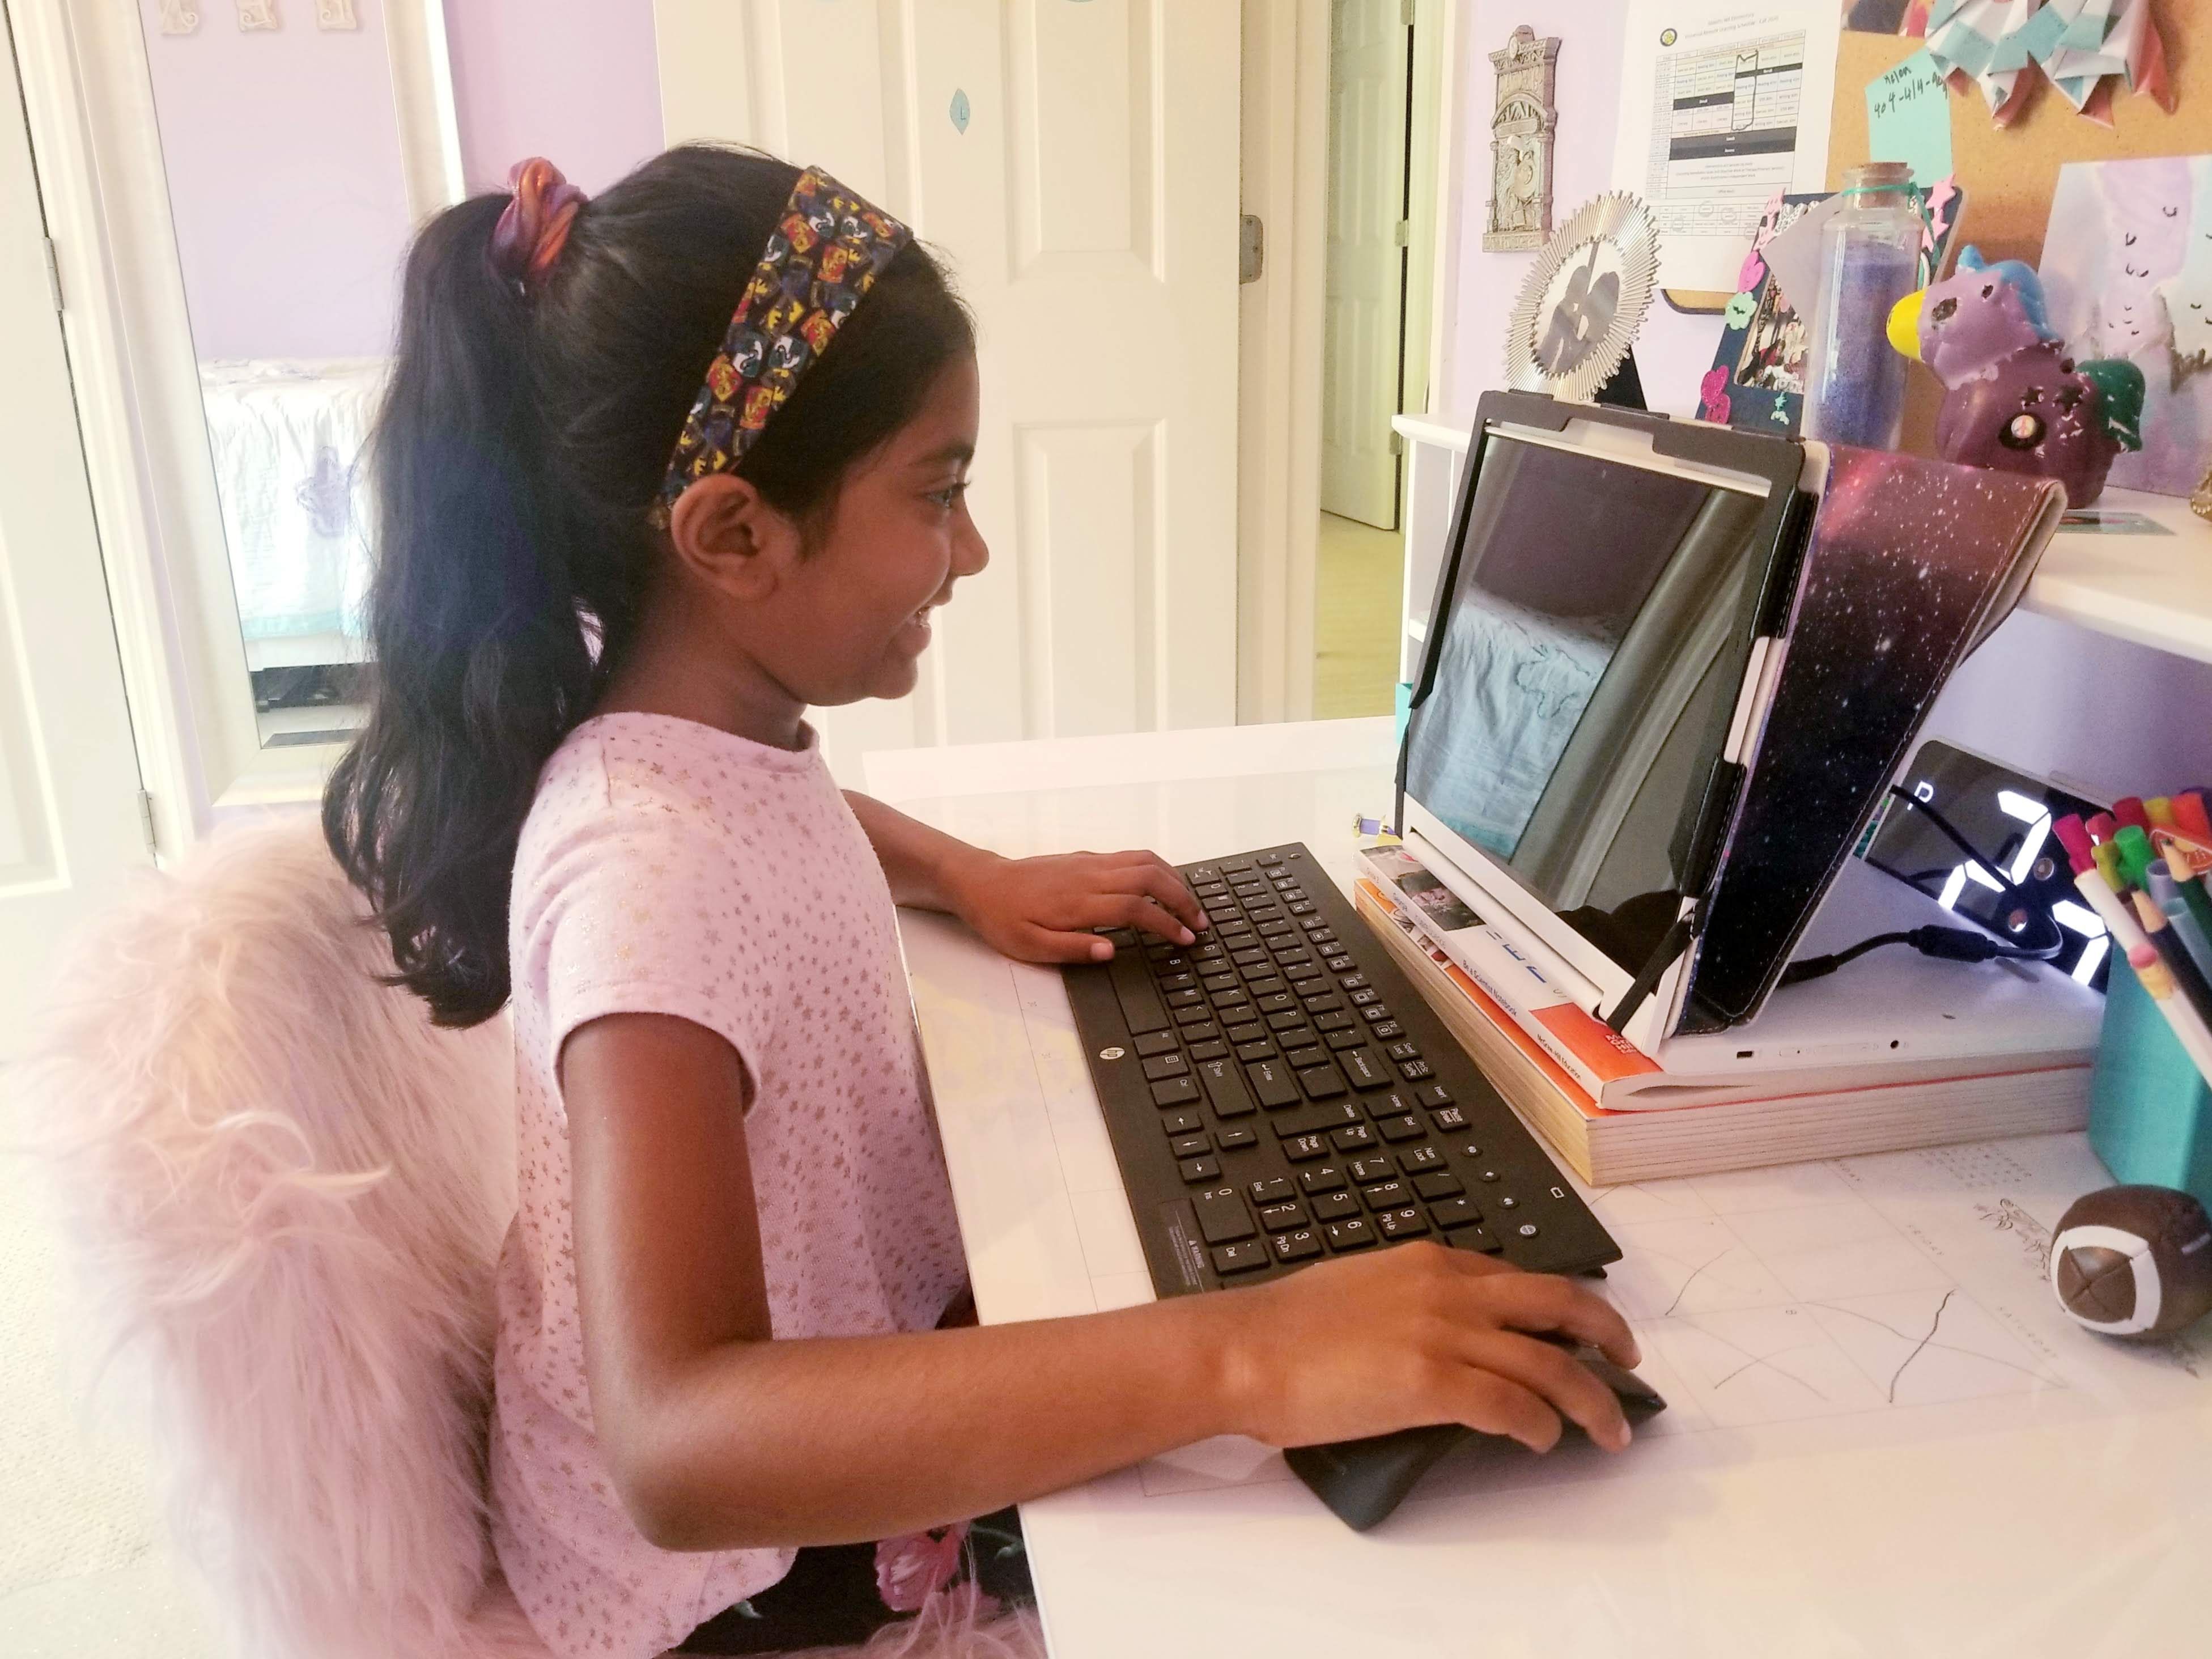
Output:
[1680,447,2066,1030]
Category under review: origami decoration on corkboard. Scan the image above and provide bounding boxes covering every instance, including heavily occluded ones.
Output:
[1917,0,2173,128]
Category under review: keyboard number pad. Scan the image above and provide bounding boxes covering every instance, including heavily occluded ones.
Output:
[1211,1240,1267,1275]
[1309,1189,1360,1222]
[1323,1216,1375,1252]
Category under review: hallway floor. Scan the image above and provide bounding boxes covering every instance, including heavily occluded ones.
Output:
[1313,511,1404,720]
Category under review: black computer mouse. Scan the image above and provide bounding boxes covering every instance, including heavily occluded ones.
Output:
[1282,1342,1666,1531]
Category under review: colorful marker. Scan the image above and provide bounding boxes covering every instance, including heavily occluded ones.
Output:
[2059,814,2159,964]
[2114,825,2158,892]
[2115,797,2151,834]
[2151,862,2212,987]
[2148,797,2177,829]
[2133,888,2212,1026]
[2095,842,2125,892]
[2175,792,2212,845]
[2087,812,2120,846]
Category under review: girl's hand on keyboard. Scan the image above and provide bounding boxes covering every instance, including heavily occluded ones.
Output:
[942,847,1208,964]
[1221,1242,1641,1453]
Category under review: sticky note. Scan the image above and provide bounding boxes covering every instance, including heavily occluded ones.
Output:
[1867,49,1955,191]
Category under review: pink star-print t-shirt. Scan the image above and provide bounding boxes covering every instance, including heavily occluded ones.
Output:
[489,712,970,1658]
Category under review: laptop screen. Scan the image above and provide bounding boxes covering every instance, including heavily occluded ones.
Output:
[1402,428,1771,969]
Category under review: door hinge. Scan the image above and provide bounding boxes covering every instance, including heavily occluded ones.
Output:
[43,237,63,314]
[1400,0,1415,26]
[1394,218,1412,248]
[1239,213,1265,283]
[138,790,158,855]
[1389,430,1406,456]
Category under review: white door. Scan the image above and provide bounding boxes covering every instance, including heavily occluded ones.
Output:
[655,0,1241,781]
[1319,0,1408,531]
[0,16,153,1054]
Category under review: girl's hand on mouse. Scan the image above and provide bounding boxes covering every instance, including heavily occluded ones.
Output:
[942,847,1208,964]
[1216,1242,1641,1454]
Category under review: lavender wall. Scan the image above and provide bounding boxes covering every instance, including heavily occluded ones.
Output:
[1438,1,1723,419]
[139,0,415,363]
[139,0,665,366]
[444,0,664,196]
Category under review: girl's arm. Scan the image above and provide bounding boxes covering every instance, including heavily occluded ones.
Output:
[566,1011,1640,1553]
[843,790,1207,962]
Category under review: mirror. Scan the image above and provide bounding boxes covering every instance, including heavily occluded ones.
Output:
[132,0,664,749]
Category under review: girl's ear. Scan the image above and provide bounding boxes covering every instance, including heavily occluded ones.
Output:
[666,474,803,601]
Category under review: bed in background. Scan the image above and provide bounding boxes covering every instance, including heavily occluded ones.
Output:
[198,358,385,676]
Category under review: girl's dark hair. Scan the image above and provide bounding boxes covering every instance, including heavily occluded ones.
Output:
[324,146,974,1026]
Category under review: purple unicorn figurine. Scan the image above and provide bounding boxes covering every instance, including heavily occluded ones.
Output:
[1887,247,2145,506]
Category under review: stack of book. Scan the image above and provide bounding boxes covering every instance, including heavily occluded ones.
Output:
[1356,842,2092,1184]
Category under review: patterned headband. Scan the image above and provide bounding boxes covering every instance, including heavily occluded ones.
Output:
[490,158,587,292]
[652,166,911,525]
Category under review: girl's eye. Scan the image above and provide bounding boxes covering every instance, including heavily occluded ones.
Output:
[929,481,969,510]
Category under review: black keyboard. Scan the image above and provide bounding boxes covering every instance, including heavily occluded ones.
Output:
[1065,843,1622,1295]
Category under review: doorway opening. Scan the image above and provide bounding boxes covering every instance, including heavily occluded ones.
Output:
[1314,0,1438,718]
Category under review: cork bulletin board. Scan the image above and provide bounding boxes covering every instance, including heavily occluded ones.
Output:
[1826,7,2212,453]
[1827,12,2212,269]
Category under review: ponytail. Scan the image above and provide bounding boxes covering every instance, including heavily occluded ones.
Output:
[326,146,973,1026]
[324,194,596,1026]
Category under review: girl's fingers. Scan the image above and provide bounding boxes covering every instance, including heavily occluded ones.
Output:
[1087,852,1207,936]
[1449,1263,1640,1369]
[1110,860,1208,935]
[1438,1370,1564,1453]
[1019,924,1121,965]
[1456,1330,1633,1451]
[1070,891,1196,947]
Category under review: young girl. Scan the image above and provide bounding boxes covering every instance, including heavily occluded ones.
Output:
[325,147,1638,1658]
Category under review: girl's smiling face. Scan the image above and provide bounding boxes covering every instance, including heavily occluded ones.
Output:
[775,352,987,705]
[649,351,987,737]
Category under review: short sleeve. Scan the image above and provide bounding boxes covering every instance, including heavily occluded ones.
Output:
[517,789,780,1093]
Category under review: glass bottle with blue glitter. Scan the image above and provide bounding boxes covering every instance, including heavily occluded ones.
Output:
[1803,162,1921,452]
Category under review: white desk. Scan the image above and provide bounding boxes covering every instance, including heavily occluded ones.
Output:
[871,720,2212,1659]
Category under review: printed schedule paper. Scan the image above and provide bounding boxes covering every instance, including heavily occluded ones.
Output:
[1614,0,1843,292]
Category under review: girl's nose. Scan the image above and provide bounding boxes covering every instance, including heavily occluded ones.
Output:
[952,510,990,580]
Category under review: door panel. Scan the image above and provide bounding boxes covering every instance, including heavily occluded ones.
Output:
[0,14,152,1053]
[655,0,1239,782]
[1321,0,1408,530]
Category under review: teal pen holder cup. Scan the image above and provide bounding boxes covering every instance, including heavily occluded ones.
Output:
[2088,958,2212,1212]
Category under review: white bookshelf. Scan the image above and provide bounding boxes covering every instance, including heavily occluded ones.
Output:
[2030,488,2212,665]
[1389,413,2212,676]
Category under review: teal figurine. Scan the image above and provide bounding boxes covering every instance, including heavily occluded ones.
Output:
[1888,247,2145,506]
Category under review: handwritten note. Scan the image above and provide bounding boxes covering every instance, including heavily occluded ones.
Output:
[1867,49,1955,191]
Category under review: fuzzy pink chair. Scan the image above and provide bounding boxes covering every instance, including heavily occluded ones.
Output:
[22,819,1040,1659]
[23,819,542,1658]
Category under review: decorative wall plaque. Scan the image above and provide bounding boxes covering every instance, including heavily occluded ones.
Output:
[317,0,358,27]
[235,0,278,31]
[158,0,201,33]
[1484,26,1560,254]
[1505,193,1659,403]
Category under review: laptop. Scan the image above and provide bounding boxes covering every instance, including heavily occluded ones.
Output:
[1398,393,2094,1077]
[1398,391,1818,1056]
